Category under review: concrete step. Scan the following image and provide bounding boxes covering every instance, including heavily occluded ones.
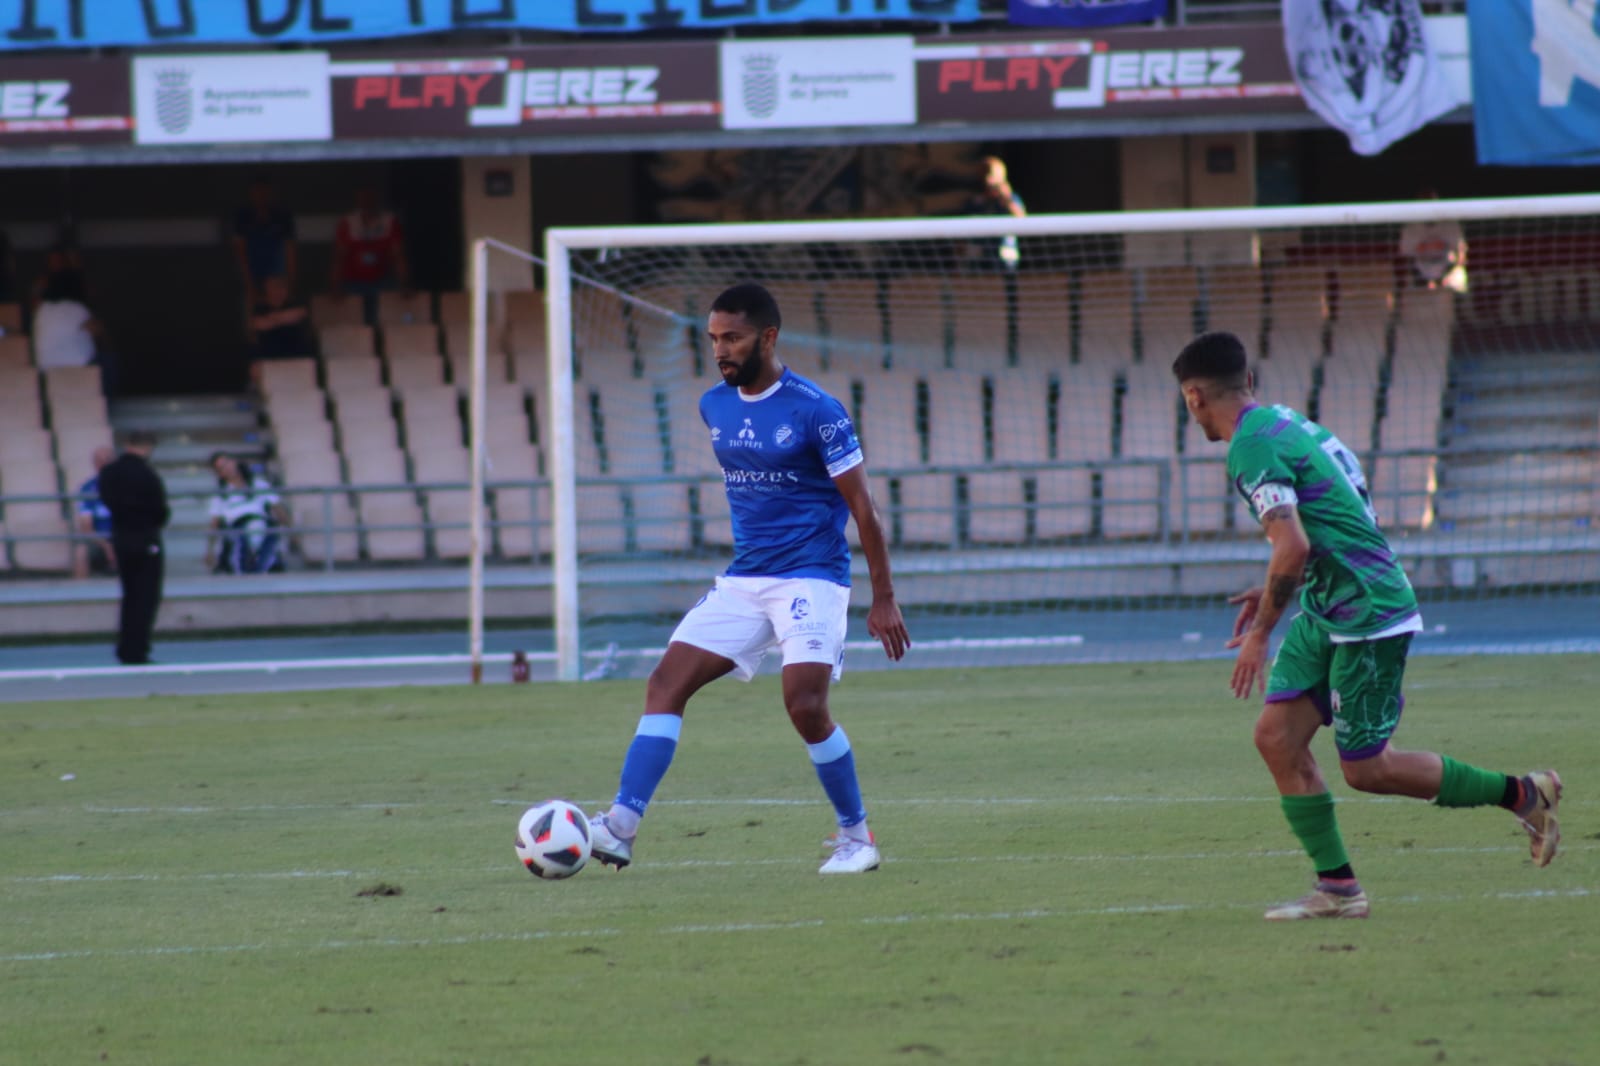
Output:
[1455,363,1600,392]
[1451,394,1600,422]
[113,394,257,418]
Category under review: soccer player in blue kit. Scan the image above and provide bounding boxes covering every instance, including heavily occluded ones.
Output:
[588,282,911,875]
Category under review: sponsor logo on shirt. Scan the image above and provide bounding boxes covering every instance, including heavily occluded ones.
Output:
[731,417,763,449]
[818,418,852,444]
[723,469,799,485]
[790,596,810,620]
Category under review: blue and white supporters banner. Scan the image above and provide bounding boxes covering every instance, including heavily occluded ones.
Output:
[0,1,983,50]
[1470,0,1600,165]
[1283,0,1456,155]
[1008,0,1168,28]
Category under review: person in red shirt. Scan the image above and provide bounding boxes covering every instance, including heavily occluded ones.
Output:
[329,187,409,323]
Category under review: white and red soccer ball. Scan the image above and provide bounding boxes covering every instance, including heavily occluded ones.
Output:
[514,799,592,880]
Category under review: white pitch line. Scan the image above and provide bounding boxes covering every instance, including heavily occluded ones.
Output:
[12,842,1595,887]
[0,634,1089,684]
[5,887,1594,965]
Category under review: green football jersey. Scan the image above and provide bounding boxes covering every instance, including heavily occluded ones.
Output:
[1228,404,1420,639]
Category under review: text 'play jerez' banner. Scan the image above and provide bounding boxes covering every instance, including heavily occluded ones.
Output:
[1469,0,1600,165]
[1008,0,1168,30]
[0,0,982,49]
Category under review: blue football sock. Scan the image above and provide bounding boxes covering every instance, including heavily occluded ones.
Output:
[611,714,681,835]
[808,726,867,830]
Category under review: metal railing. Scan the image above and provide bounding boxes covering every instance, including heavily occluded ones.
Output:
[2,444,1591,576]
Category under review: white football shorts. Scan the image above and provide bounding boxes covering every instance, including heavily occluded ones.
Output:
[670,575,850,682]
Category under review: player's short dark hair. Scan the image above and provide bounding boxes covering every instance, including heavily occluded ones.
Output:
[710,283,781,334]
[1172,331,1250,389]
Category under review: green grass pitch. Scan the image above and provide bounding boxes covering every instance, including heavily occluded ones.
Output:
[3,656,1596,1066]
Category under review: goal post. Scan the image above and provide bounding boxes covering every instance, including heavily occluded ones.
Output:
[513,193,1600,681]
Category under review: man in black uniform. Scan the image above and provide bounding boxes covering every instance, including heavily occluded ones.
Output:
[96,430,169,665]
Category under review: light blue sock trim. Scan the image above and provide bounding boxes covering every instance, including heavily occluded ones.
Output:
[635,714,683,741]
[806,726,851,765]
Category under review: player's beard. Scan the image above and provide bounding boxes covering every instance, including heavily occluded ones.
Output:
[720,343,764,388]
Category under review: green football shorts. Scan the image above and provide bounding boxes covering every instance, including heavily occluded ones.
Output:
[1265,612,1412,761]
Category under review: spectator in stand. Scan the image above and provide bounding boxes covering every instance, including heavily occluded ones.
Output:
[29,243,83,313]
[33,268,112,390]
[73,445,118,579]
[1399,187,1468,293]
[232,176,298,311]
[204,452,290,575]
[97,430,169,665]
[329,187,409,324]
[964,155,1027,272]
[246,274,313,391]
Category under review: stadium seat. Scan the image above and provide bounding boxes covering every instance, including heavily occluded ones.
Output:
[487,437,542,559]
[948,274,1010,372]
[629,288,698,379]
[1048,365,1114,539]
[907,374,983,546]
[411,444,473,559]
[697,474,734,549]
[1255,349,1319,412]
[856,372,921,471]
[596,379,665,478]
[1104,364,1179,538]
[1078,269,1135,370]
[1179,414,1232,535]
[319,324,375,360]
[310,293,366,327]
[322,356,384,395]
[886,277,949,371]
[0,334,31,366]
[662,381,720,478]
[483,389,533,445]
[842,473,893,551]
[345,443,425,561]
[43,365,103,401]
[535,482,628,555]
[504,290,545,326]
[0,427,54,465]
[1014,273,1071,371]
[764,282,827,376]
[333,388,399,449]
[1317,344,1384,454]
[383,322,441,359]
[376,290,433,326]
[53,428,113,488]
[970,371,1051,543]
[257,358,319,400]
[819,280,887,373]
[0,301,23,334]
[5,500,71,572]
[398,386,461,433]
[1203,264,1265,352]
[0,365,44,427]
[269,413,335,456]
[1137,265,1200,361]
[386,351,447,394]
[277,446,360,564]
[435,291,486,329]
[508,347,548,392]
[445,330,512,393]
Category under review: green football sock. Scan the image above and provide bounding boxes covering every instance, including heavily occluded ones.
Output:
[1280,792,1351,874]
[1434,755,1512,809]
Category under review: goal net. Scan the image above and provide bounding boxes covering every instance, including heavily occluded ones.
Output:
[521,195,1600,680]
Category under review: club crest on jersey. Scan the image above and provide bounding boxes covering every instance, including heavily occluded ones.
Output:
[790,597,810,620]
[773,424,797,448]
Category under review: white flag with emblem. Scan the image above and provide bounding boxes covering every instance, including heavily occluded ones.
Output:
[1283,0,1456,155]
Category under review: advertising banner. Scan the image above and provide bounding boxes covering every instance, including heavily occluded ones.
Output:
[1470,0,1600,165]
[330,42,719,139]
[132,53,332,145]
[0,1,982,50]
[1007,0,1169,30]
[1284,0,1454,156]
[0,56,132,143]
[720,37,918,130]
[916,26,1302,121]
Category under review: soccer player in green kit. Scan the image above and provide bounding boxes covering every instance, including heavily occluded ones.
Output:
[1172,332,1562,920]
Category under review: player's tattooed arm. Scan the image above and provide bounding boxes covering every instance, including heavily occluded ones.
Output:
[1249,504,1310,637]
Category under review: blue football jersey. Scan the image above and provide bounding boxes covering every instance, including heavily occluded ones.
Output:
[700,369,864,584]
